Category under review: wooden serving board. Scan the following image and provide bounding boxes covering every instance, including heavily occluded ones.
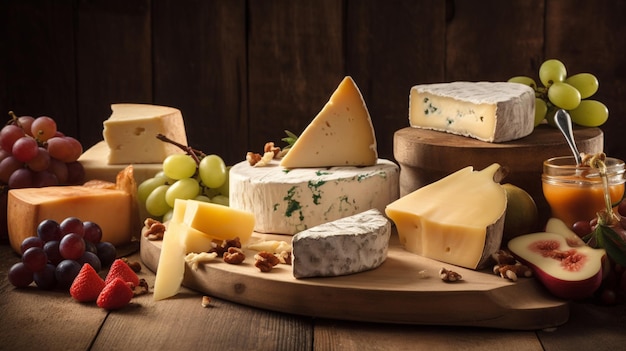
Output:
[140,231,569,330]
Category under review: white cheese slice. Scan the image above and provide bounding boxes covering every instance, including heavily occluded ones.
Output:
[280,76,378,168]
[229,159,399,235]
[103,104,188,164]
[292,209,391,278]
[409,82,535,142]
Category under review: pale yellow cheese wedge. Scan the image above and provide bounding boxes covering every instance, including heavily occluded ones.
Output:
[385,163,506,269]
[152,217,186,301]
[280,76,378,168]
[103,103,187,164]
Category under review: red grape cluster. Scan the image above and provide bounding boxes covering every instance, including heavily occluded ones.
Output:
[7,217,117,290]
[572,200,626,305]
[0,112,84,189]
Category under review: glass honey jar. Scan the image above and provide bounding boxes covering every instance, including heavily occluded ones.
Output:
[542,155,626,228]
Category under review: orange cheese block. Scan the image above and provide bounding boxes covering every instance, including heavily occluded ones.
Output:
[7,186,133,254]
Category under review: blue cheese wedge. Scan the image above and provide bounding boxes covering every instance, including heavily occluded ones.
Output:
[292,209,391,279]
[229,159,399,235]
[409,82,535,142]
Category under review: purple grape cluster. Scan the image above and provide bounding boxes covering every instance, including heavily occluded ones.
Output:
[7,217,117,290]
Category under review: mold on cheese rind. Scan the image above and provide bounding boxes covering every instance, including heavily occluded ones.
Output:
[229,159,399,235]
[409,82,535,142]
[292,209,391,279]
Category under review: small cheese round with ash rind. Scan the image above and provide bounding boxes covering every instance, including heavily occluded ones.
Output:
[292,209,391,279]
[229,159,399,235]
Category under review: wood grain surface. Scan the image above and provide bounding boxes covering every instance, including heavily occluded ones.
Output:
[140,232,569,330]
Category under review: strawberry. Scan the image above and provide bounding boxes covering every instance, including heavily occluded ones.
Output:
[70,263,106,302]
[97,277,134,310]
[105,259,139,287]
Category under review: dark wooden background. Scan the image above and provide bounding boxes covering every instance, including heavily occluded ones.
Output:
[1,0,625,166]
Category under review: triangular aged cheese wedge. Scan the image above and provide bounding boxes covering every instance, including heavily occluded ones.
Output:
[280,76,378,168]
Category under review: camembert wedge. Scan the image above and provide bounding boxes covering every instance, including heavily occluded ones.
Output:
[385,163,507,269]
[280,76,377,168]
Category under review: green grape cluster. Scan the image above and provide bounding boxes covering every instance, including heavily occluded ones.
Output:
[137,152,229,222]
[509,59,608,128]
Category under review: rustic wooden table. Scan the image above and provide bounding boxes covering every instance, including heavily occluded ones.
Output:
[1,242,625,351]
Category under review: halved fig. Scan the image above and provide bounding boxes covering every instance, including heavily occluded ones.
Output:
[508,231,605,300]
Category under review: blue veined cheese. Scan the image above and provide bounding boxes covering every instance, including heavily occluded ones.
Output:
[292,209,391,278]
[228,159,399,235]
[409,82,535,142]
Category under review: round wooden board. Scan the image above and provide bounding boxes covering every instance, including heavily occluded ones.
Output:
[140,231,569,330]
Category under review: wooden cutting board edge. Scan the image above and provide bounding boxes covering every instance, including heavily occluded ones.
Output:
[140,232,570,330]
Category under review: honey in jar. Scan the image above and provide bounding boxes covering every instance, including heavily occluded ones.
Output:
[542,156,625,228]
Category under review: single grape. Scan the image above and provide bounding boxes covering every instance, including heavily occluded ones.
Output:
[22,246,48,272]
[66,161,85,184]
[211,195,229,206]
[508,76,537,89]
[77,252,102,273]
[95,241,116,267]
[547,82,581,110]
[568,100,609,127]
[55,259,81,289]
[162,154,197,180]
[43,240,63,265]
[539,59,567,86]
[162,209,174,223]
[12,136,39,163]
[194,194,212,202]
[83,221,102,243]
[572,220,592,238]
[0,124,26,152]
[59,233,86,260]
[47,136,83,163]
[565,73,599,99]
[17,116,35,137]
[26,147,51,172]
[33,263,57,290]
[20,236,44,254]
[8,167,35,189]
[8,262,34,288]
[534,98,548,126]
[618,200,626,217]
[198,154,227,188]
[32,170,59,187]
[37,219,62,242]
[0,155,24,183]
[165,178,200,207]
[138,176,169,204]
[48,158,69,184]
[60,217,84,237]
[145,184,172,216]
[31,116,57,142]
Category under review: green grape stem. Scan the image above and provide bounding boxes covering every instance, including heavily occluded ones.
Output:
[156,133,206,165]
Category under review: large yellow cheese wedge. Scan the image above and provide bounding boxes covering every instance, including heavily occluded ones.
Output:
[7,186,132,253]
[280,76,378,168]
[103,103,187,164]
[385,163,507,269]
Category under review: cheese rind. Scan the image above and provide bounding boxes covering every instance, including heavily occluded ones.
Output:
[409,82,535,142]
[103,104,188,164]
[229,159,399,235]
[385,164,506,269]
[292,209,390,278]
[7,186,132,253]
[78,141,164,184]
[280,76,378,168]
